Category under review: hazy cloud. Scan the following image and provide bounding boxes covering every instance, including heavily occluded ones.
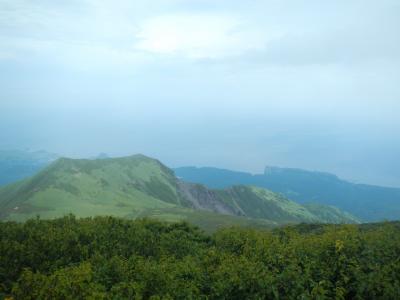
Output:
[0,0,399,187]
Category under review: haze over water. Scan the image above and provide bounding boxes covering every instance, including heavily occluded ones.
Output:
[1,0,399,187]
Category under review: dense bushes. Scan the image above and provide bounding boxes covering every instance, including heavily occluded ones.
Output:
[1,215,399,299]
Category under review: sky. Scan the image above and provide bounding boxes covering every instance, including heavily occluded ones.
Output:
[0,0,399,187]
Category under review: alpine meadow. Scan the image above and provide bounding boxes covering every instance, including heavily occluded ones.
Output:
[1,1,400,299]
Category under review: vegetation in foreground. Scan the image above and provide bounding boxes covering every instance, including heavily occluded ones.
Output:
[1,216,399,299]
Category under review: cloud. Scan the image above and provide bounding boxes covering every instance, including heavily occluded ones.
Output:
[2,0,399,68]
[0,0,147,69]
[0,0,399,186]
[134,13,272,59]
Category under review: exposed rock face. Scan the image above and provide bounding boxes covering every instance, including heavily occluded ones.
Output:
[177,181,242,216]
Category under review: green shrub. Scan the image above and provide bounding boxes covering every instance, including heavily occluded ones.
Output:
[0,216,399,299]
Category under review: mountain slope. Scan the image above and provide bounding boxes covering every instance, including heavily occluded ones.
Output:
[0,155,188,221]
[0,155,358,226]
[303,203,360,224]
[174,166,400,222]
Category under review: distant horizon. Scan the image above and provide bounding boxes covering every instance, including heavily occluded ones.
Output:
[2,147,399,189]
[1,1,399,189]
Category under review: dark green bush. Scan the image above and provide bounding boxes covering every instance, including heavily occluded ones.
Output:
[1,216,399,299]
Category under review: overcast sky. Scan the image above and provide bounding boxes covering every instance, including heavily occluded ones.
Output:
[1,0,399,187]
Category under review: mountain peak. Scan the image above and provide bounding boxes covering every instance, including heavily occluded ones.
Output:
[0,155,359,227]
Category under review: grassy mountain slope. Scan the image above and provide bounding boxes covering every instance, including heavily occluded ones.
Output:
[214,186,320,223]
[178,182,358,223]
[0,155,185,221]
[174,166,400,221]
[131,207,278,232]
[303,203,360,224]
[0,155,358,227]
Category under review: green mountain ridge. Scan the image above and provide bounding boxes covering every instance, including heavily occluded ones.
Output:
[174,166,400,221]
[0,155,359,228]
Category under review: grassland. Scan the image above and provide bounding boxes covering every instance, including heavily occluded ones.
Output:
[0,155,359,230]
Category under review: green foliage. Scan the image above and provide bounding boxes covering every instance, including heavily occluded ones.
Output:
[13,263,106,300]
[1,216,399,299]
